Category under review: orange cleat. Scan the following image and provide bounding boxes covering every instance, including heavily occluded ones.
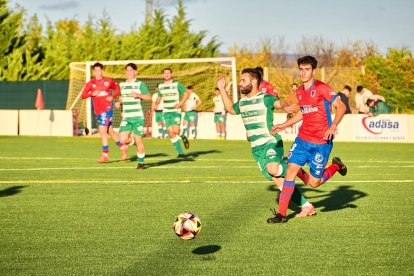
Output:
[96,154,109,163]
[295,204,316,218]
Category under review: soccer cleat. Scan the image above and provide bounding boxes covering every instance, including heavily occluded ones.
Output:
[295,204,316,218]
[267,208,287,224]
[332,157,347,176]
[121,145,128,160]
[182,136,190,149]
[136,163,145,170]
[96,154,109,163]
[177,154,187,159]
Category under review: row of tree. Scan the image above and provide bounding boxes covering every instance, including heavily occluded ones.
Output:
[1,0,413,112]
[0,0,220,81]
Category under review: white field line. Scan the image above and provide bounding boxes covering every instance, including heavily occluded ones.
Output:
[1,165,414,172]
[0,156,414,164]
[0,179,413,185]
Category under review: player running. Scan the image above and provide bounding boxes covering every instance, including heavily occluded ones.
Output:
[217,68,316,219]
[268,55,348,223]
[116,63,151,169]
[154,68,191,158]
[81,62,128,162]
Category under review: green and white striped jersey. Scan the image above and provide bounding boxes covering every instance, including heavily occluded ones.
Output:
[119,79,149,119]
[233,92,279,149]
[157,81,186,113]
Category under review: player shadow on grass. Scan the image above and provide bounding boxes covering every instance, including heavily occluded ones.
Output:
[144,150,222,168]
[302,185,368,212]
[267,184,367,213]
[0,185,27,198]
[127,153,169,162]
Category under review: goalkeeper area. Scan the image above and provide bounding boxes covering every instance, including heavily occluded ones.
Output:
[66,57,237,132]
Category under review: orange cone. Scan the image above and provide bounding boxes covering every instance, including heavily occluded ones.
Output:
[35,88,44,110]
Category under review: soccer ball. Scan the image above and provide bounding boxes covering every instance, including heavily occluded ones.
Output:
[173,212,201,240]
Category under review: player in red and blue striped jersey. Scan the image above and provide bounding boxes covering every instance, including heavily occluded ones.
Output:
[268,56,348,223]
[81,62,128,163]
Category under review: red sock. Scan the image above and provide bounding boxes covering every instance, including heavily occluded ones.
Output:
[297,168,309,185]
[322,163,340,184]
[278,180,295,216]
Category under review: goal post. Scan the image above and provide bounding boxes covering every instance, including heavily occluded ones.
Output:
[66,57,237,135]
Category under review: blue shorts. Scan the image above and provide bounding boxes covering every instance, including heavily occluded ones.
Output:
[287,137,333,178]
[97,110,113,127]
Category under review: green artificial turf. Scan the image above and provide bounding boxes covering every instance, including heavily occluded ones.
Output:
[0,136,413,275]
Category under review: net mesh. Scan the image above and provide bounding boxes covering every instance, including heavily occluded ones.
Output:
[67,60,235,131]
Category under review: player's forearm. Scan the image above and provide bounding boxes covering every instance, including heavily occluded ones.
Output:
[219,89,236,115]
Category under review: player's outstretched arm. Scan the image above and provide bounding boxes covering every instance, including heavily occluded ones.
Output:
[271,110,303,134]
[217,77,236,115]
[274,100,299,114]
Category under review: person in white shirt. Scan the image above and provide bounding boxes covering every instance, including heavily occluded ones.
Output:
[181,86,202,139]
[355,85,374,114]
[213,87,226,139]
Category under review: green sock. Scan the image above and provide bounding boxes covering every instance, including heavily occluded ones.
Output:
[171,137,184,154]
[137,153,145,164]
[291,187,308,207]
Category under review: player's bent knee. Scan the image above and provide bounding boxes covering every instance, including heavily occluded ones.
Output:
[308,180,322,188]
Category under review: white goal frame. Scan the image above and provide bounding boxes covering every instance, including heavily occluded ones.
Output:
[69,57,237,134]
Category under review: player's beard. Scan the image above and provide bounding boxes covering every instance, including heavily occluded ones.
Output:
[240,84,253,95]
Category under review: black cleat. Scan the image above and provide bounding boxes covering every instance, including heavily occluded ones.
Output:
[177,154,187,159]
[332,157,347,176]
[267,208,287,224]
[136,163,145,170]
[181,136,190,149]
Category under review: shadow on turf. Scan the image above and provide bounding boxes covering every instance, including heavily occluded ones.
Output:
[192,245,221,256]
[144,150,222,168]
[267,184,368,213]
[0,185,27,198]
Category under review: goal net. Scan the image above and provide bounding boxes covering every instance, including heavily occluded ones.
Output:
[66,57,237,135]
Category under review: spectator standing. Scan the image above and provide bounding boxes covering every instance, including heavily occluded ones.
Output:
[337,85,352,114]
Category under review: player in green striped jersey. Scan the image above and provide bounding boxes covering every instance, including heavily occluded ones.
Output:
[217,68,316,219]
[154,68,191,158]
[116,63,151,169]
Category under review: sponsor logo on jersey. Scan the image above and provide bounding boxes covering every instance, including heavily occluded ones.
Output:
[362,117,400,135]
[301,105,318,114]
[92,84,96,88]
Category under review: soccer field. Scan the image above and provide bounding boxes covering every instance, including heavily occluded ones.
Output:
[1,136,413,275]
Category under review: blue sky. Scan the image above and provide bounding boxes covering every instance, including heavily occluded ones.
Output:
[9,0,414,54]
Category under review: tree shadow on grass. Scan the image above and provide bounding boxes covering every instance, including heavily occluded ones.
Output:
[0,185,27,198]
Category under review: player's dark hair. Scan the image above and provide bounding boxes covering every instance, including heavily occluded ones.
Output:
[241,68,262,88]
[297,55,318,69]
[254,66,264,76]
[292,83,298,87]
[356,85,363,92]
[366,99,375,106]
[215,87,219,91]
[344,85,352,92]
[93,62,104,69]
[163,67,172,73]
[187,85,193,90]
[125,63,137,70]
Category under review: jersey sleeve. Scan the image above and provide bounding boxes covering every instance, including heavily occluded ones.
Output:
[81,81,92,99]
[194,93,200,100]
[232,102,241,115]
[157,88,162,97]
[320,83,337,104]
[110,79,120,98]
[140,82,150,94]
[264,94,277,110]
[177,82,186,95]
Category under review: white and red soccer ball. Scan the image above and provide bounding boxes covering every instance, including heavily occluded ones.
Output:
[173,212,201,240]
